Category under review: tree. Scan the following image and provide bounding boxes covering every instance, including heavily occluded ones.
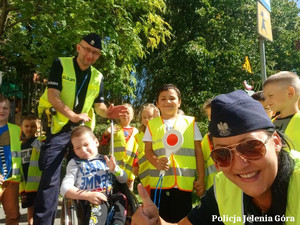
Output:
[135,0,300,125]
[0,0,171,106]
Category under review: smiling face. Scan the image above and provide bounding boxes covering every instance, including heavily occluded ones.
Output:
[72,132,99,160]
[263,83,291,115]
[156,89,181,119]
[213,130,281,200]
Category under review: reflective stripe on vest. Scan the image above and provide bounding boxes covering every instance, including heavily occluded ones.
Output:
[135,132,151,187]
[148,115,196,191]
[113,126,138,180]
[38,57,102,134]
[6,123,21,182]
[19,137,45,193]
[201,133,219,190]
[214,151,300,224]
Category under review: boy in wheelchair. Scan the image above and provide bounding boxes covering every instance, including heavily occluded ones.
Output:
[60,126,128,225]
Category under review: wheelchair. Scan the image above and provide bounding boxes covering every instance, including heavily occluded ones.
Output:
[60,180,140,225]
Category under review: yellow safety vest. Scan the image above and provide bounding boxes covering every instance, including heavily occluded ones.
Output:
[19,136,45,193]
[113,126,138,180]
[38,57,102,134]
[147,116,196,191]
[5,123,22,182]
[214,151,300,225]
[201,133,219,190]
[285,112,300,152]
[135,131,150,188]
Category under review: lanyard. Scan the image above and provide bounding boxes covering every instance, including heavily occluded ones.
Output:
[75,74,88,107]
[154,174,164,209]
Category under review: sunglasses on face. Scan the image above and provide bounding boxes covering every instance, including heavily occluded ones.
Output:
[210,134,272,167]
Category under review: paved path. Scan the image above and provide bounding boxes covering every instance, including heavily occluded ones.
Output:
[0,203,62,225]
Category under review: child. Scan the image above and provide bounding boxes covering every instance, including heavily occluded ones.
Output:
[19,115,44,225]
[102,103,138,190]
[199,98,219,191]
[263,71,300,151]
[135,104,160,195]
[143,84,205,223]
[0,94,22,224]
[60,126,127,225]
[251,90,273,118]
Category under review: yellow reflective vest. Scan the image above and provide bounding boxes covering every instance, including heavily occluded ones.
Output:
[201,133,219,190]
[135,131,150,188]
[5,123,22,182]
[38,57,102,134]
[19,136,45,193]
[147,116,196,191]
[113,126,138,180]
[285,112,300,152]
[214,151,300,224]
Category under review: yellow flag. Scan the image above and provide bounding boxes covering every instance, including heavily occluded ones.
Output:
[242,56,252,74]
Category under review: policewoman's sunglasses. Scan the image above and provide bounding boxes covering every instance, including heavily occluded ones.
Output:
[210,135,272,167]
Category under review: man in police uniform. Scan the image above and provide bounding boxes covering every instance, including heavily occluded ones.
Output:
[34,33,127,225]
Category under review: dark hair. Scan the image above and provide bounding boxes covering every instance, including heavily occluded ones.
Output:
[71,126,96,140]
[0,94,10,105]
[251,91,266,101]
[266,129,295,222]
[22,114,39,122]
[155,84,181,103]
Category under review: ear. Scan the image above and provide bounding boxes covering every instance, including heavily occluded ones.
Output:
[76,43,81,53]
[95,138,99,147]
[287,86,296,98]
[272,132,282,154]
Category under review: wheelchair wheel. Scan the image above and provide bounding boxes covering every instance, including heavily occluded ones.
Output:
[61,198,79,225]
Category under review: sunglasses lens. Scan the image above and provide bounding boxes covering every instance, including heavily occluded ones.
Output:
[211,148,231,167]
[236,140,266,160]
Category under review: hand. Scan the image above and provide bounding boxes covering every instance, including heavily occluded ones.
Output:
[86,191,107,205]
[193,179,205,197]
[0,174,4,185]
[70,113,91,123]
[132,184,160,225]
[104,155,116,171]
[106,104,129,119]
[157,157,169,171]
[104,125,121,135]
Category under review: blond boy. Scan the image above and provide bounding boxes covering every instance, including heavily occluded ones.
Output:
[0,94,22,225]
[263,71,300,150]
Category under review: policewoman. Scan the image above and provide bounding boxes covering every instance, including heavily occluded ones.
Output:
[34,33,127,225]
[132,90,300,225]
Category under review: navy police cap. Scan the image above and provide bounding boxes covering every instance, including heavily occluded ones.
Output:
[82,33,102,50]
[209,90,275,137]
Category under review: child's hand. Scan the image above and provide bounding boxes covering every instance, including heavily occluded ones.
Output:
[0,174,4,185]
[87,191,107,205]
[104,155,116,172]
[156,157,169,171]
[104,125,120,135]
[193,179,205,197]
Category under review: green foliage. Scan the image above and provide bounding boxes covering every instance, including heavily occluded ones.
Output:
[135,0,300,121]
[0,0,171,103]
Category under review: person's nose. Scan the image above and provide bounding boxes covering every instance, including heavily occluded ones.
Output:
[231,150,250,168]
